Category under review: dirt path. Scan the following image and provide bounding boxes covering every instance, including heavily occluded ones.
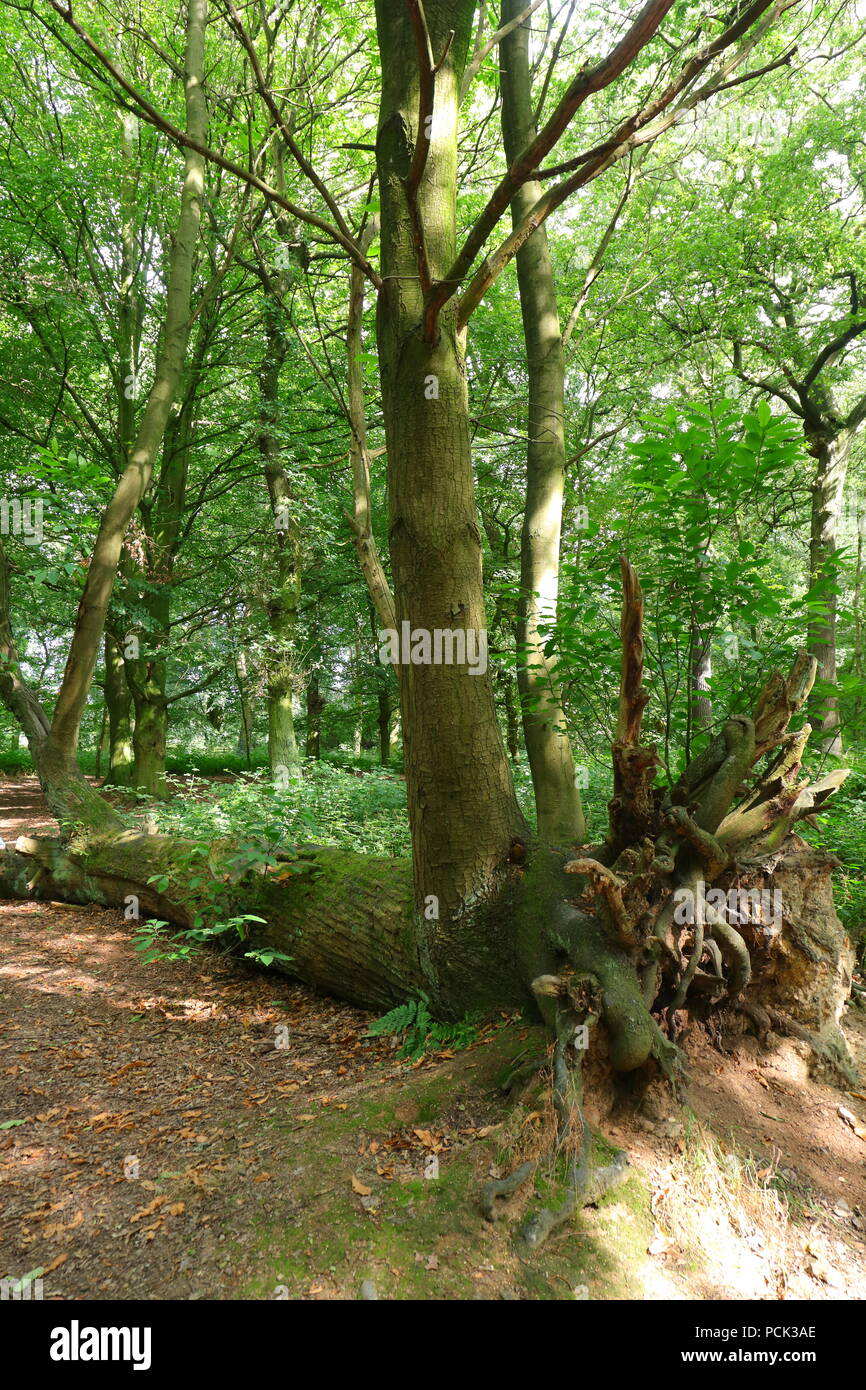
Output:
[1,778,865,1300]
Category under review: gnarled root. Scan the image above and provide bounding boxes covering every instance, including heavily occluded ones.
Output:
[480,1161,537,1222]
[511,984,629,1251]
[518,1151,630,1250]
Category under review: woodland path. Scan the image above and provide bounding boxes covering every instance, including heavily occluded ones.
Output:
[1,777,865,1301]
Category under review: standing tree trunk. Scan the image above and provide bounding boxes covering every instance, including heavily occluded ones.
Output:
[259,307,302,781]
[348,220,396,633]
[377,688,393,765]
[27,0,208,825]
[235,646,254,767]
[502,668,521,763]
[118,110,140,464]
[689,632,713,732]
[500,0,585,846]
[375,0,526,1006]
[103,633,134,786]
[853,501,864,736]
[807,424,850,754]
[305,625,324,760]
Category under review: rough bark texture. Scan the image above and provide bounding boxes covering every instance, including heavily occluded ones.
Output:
[0,833,420,1014]
[375,0,527,1007]
[103,633,134,786]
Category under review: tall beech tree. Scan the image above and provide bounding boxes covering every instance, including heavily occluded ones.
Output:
[0,0,858,1240]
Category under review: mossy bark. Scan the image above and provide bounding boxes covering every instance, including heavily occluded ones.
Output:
[374,0,527,976]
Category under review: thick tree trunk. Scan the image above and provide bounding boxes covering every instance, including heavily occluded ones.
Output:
[375,0,527,1004]
[0,834,421,1014]
[500,0,585,846]
[132,684,168,797]
[126,552,170,797]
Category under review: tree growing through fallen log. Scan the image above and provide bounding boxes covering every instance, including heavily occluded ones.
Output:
[0,0,856,1247]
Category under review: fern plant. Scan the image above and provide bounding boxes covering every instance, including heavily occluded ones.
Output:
[366,992,479,1061]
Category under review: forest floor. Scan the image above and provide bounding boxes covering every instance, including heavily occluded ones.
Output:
[1,775,865,1301]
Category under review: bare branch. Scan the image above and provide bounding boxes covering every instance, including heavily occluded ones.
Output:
[404,0,449,298]
[426,0,677,327]
[222,0,358,248]
[459,0,547,102]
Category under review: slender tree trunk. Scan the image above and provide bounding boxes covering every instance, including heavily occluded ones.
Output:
[258,310,302,781]
[377,688,393,765]
[103,633,134,786]
[127,508,171,797]
[502,668,521,762]
[118,111,139,463]
[500,0,585,846]
[348,221,396,632]
[305,629,324,759]
[94,701,106,779]
[28,0,208,823]
[127,351,200,795]
[853,506,864,735]
[807,426,850,753]
[688,627,713,748]
[235,647,254,767]
[375,1,526,1004]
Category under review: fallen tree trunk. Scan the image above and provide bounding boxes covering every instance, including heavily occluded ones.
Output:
[0,564,856,1084]
[1,564,858,1251]
[0,832,419,1014]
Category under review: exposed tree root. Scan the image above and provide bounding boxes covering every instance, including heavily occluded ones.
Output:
[480,1161,537,1221]
[481,973,630,1249]
[518,1152,630,1250]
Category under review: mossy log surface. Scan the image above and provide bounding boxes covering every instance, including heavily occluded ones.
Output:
[0,832,422,1013]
